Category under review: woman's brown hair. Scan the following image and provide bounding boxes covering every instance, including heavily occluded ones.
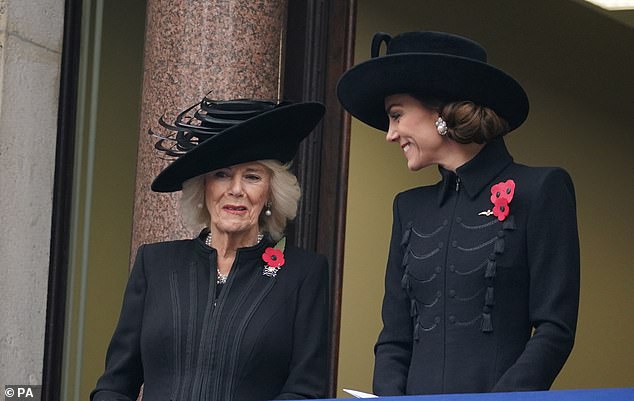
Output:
[414,96,510,144]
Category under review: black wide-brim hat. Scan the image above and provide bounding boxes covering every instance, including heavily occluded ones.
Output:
[337,31,529,132]
[151,98,324,192]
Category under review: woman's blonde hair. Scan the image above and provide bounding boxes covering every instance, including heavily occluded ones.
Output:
[179,160,301,241]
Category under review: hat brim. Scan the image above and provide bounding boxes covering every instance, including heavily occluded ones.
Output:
[151,102,324,192]
[337,53,529,132]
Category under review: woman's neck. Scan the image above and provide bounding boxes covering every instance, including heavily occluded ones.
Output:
[208,227,260,259]
[438,141,485,172]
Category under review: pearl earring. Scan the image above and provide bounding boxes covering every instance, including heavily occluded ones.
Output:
[435,116,448,136]
[264,201,272,217]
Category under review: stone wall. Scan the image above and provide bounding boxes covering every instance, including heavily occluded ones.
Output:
[0,0,64,389]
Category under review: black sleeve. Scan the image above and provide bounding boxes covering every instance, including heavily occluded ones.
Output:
[493,168,580,391]
[373,194,413,396]
[90,246,147,401]
[275,255,330,399]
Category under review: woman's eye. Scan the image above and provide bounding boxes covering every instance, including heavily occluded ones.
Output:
[214,171,229,178]
[245,174,261,181]
[389,112,401,121]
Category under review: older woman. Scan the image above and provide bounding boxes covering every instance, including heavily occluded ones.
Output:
[338,32,580,395]
[91,98,329,401]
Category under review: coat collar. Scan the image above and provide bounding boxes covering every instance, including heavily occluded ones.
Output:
[438,137,513,206]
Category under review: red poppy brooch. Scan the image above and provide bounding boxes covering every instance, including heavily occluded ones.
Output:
[479,179,516,221]
[262,237,286,278]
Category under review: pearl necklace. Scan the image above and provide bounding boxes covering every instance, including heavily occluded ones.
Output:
[205,232,264,284]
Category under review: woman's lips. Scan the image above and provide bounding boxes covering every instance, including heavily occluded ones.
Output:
[223,205,248,214]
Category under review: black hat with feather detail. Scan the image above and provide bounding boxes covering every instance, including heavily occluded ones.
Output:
[150,95,325,193]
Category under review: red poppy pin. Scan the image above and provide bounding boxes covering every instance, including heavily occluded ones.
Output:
[479,179,516,221]
[262,237,286,278]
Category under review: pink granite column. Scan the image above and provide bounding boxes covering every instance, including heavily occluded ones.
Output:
[130,0,289,259]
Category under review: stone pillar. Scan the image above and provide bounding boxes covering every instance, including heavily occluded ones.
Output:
[131,0,289,256]
[0,0,64,389]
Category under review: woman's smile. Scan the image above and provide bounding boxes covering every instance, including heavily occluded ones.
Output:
[222,204,248,214]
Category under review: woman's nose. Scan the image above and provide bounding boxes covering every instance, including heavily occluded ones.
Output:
[386,122,399,142]
[228,176,244,197]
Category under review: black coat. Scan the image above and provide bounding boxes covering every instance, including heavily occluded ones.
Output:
[91,231,329,401]
[373,138,580,395]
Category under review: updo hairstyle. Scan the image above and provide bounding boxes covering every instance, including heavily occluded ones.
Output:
[414,96,510,144]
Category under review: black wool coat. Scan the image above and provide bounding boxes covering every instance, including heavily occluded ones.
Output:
[91,231,329,401]
[373,138,580,395]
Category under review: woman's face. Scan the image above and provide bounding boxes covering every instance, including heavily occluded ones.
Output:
[384,93,444,171]
[205,161,271,237]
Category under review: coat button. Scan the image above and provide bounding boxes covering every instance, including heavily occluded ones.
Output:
[434,316,441,323]
[449,265,455,272]
[452,240,458,248]
[436,290,442,298]
[497,230,505,238]
[455,216,462,223]
[435,265,442,273]
[438,242,444,248]
[449,315,456,324]
[443,219,449,226]
[448,290,456,298]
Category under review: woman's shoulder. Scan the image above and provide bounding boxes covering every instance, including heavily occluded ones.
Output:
[392,184,442,216]
[141,238,194,250]
[136,238,198,261]
[398,183,440,198]
[509,163,575,192]
[279,244,329,280]
[283,244,328,266]
[506,164,577,213]
[393,183,440,206]
[511,162,572,177]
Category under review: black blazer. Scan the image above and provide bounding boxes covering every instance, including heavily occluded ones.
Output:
[373,138,580,395]
[91,232,329,401]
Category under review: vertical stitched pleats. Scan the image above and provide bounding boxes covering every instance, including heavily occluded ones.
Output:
[169,272,182,400]
[177,262,198,401]
[212,270,261,401]
[190,253,218,401]
[224,277,277,401]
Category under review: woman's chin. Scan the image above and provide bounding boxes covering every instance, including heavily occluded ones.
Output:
[406,160,425,171]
